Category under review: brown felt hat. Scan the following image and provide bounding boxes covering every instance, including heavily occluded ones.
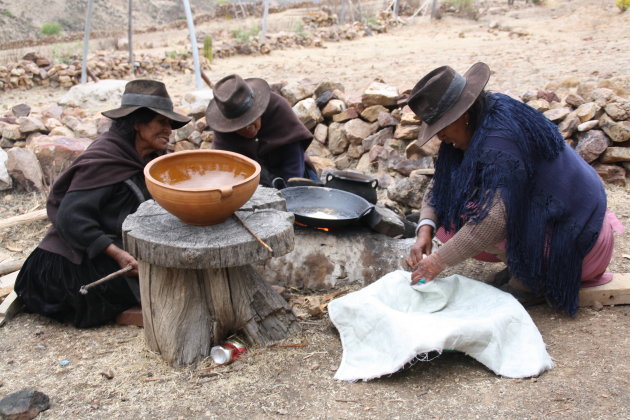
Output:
[408,62,490,148]
[205,74,271,133]
[102,79,191,129]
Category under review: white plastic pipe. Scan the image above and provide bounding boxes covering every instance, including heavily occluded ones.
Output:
[81,0,95,84]
[182,0,202,89]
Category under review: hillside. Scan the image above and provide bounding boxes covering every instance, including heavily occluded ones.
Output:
[0,0,221,44]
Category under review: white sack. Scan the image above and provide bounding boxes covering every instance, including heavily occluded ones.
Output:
[328,270,553,381]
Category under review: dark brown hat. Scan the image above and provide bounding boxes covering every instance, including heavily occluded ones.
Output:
[205,74,271,133]
[408,62,490,148]
[102,79,191,129]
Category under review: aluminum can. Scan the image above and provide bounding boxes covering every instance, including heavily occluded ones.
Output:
[210,338,247,364]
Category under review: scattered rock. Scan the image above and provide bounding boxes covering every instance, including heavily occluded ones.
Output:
[0,389,50,420]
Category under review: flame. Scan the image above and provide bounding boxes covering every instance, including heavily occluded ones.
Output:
[294,221,330,232]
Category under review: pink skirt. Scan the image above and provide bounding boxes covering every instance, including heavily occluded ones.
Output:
[580,209,624,287]
[436,209,624,287]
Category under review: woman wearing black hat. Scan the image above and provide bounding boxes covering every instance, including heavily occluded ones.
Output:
[15,79,191,328]
[206,74,319,187]
[405,63,623,316]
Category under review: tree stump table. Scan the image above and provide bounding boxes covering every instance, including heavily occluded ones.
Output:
[122,187,300,367]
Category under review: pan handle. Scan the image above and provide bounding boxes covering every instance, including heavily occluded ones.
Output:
[359,206,374,219]
[272,177,287,190]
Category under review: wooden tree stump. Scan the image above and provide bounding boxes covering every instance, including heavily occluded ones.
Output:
[122,187,300,367]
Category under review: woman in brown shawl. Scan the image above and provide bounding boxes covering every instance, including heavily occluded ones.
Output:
[14,80,190,328]
[206,74,319,187]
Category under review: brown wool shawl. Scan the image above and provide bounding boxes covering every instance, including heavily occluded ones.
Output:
[39,129,155,263]
[212,92,313,162]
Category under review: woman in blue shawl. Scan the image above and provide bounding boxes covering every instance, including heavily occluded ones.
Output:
[405,63,622,316]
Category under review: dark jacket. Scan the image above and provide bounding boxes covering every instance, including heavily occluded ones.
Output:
[212,92,314,183]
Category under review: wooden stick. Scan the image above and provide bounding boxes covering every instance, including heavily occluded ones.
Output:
[268,342,308,349]
[0,258,25,276]
[0,209,48,230]
[79,265,134,295]
[233,213,273,253]
[0,291,23,327]
[200,70,213,89]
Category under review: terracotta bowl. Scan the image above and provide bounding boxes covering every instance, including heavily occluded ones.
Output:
[144,150,261,226]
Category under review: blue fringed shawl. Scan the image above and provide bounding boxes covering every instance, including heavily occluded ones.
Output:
[430,93,606,316]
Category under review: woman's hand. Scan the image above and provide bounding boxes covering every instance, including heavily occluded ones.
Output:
[410,253,445,285]
[406,225,434,270]
[104,244,139,276]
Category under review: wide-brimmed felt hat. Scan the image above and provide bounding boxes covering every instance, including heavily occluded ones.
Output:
[408,62,490,148]
[205,74,271,133]
[102,79,191,129]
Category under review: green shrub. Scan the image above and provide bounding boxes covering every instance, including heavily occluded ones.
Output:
[1,9,14,18]
[444,0,474,11]
[231,25,259,43]
[52,42,81,64]
[203,35,213,63]
[616,0,629,11]
[41,22,62,36]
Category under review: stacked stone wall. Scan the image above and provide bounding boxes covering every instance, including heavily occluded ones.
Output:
[1,74,628,214]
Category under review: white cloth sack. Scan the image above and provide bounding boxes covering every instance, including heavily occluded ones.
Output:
[328,270,553,381]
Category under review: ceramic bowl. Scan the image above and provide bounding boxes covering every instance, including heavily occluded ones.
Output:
[144,150,261,226]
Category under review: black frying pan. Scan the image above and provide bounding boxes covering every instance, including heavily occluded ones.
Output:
[280,186,374,228]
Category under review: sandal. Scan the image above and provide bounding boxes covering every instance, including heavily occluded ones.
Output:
[500,283,546,307]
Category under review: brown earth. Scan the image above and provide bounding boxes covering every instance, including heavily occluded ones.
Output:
[1,1,629,419]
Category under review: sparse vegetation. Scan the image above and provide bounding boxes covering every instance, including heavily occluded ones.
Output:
[616,0,629,11]
[165,49,191,59]
[1,9,14,18]
[231,25,259,43]
[40,22,62,36]
[362,15,381,27]
[51,42,81,64]
[203,35,213,63]
[292,21,310,38]
[444,0,475,12]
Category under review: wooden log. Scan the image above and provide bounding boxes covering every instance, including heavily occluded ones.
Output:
[579,273,630,307]
[123,203,294,269]
[140,263,299,366]
[124,187,300,366]
[0,209,47,230]
[0,291,23,327]
[0,271,19,299]
[0,258,25,276]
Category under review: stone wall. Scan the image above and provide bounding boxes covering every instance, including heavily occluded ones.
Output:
[1,74,628,217]
[0,9,399,92]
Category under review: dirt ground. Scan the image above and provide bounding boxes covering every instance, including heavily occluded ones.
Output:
[1,1,629,418]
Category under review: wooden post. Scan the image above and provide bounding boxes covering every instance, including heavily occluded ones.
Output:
[182,0,202,89]
[128,0,134,68]
[260,0,270,42]
[80,0,95,84]
[393,0,399,18]
[339,0,347,24]
[123,187,300,367]
[431,0,439,20]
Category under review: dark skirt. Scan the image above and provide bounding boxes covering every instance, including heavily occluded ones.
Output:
[14,248,139,328]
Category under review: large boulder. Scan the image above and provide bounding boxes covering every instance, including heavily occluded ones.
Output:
[27,135,92,185]
[58,79,127,112]
[6,147,45,192]
[0,149,12,190]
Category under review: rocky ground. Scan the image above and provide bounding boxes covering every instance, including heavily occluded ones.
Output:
[0,0,629,419]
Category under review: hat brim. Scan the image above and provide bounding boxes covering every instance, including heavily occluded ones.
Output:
[414,62,491,150]
[205,78,271,133]
[102,106,191,129]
